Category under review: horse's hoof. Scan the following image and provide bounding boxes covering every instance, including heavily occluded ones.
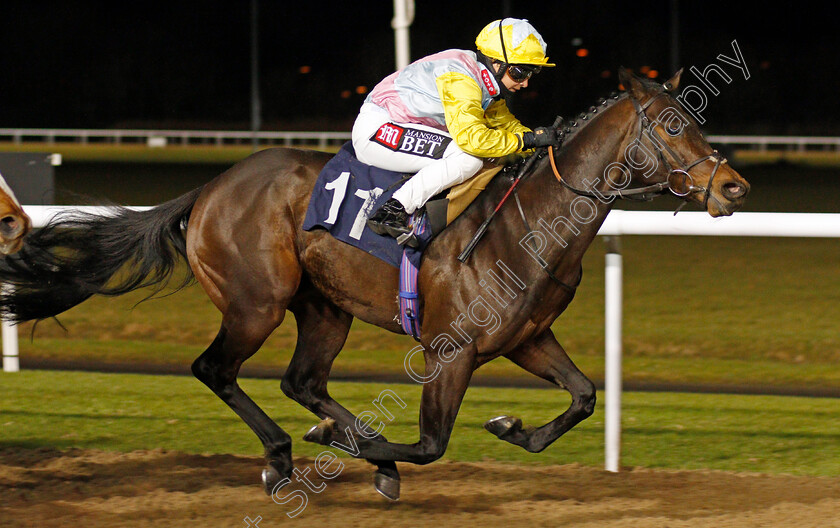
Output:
[303,417,336,445]
[373,470,400,501]
[484,415,522,438]
[261,465,284,496]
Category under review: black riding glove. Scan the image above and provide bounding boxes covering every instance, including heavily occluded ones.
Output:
[521,126,560,150]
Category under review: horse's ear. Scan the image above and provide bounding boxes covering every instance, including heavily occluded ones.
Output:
[663,68,683,92]
[618,67,646,99]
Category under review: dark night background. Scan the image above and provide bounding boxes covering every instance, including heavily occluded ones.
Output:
[0,1,835,135]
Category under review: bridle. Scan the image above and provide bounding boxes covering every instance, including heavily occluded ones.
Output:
[462,87,727,292]
[549,89,727,210]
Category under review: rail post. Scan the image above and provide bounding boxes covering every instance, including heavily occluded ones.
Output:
[2,282,18,372]
[0,284,20,372]
[2,321,18,372]
[604,235,622,472]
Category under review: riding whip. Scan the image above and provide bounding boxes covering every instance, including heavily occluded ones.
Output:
[457,115,564,262]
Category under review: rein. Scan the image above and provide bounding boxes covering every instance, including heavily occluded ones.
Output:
[457,115,565,263]
[457,129,582,294]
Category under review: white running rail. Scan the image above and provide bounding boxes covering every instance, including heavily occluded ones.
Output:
[2,128,840,152]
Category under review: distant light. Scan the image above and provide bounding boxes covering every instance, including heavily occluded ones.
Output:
[647,70,659,79]
[299,65,311,74]
[640,65,650,74]
[355,85,368,95]
[340,90,352,99]
[571,37,583,47]
[576,48,589,58]
[760,60,770,70]
[600,70,611,79]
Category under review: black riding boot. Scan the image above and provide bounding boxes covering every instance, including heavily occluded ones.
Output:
[367,198,410,237]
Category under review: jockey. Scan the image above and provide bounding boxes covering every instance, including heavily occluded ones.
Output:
[354,18,560,242]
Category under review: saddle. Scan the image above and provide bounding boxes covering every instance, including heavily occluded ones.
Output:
[426,161,504,234]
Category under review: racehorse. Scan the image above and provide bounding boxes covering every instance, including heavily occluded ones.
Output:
[0,173,30,254]
[0,70,749,500]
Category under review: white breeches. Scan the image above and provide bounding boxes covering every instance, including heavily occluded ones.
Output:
[352,103,483,214]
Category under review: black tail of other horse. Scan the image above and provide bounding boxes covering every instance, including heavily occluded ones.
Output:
[0,186,204,323]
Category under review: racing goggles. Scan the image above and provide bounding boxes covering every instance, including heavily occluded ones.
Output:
[506,64,541,83]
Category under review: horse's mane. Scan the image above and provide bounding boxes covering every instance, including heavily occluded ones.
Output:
[558,90,627,145]
[462,89,629,223]
[494,88,631,186]
[552,75,674,158]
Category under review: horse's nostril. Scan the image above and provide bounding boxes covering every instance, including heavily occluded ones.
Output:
[723,182,746,199]
[0,216,21,237]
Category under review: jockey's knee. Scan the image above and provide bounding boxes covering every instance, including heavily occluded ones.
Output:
[444,150,483,183]
[462,155,484,180]
[460,152,484,172]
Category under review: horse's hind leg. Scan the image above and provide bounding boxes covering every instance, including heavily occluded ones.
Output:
[299,341,476,467]
[280,290,402,499]
[486,329,596,453]
[191,316,292,494]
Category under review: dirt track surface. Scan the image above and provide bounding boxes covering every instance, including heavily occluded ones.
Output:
[1,448,839,528]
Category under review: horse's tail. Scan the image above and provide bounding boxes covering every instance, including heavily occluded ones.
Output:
[0,186,205,323]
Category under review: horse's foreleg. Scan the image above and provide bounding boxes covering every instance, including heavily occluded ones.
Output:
[487,330,596,453]
[191,318,292,495]
[281,293,402,499]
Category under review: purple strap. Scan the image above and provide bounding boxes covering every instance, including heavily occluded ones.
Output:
[399,212,426,340]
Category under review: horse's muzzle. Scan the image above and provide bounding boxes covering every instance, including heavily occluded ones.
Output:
[0,212,31,254]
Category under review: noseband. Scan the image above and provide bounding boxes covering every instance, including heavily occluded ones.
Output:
[550,89,727,209]
[630,93,726,209]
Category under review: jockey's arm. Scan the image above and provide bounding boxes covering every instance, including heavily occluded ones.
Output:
[484,99,531,137]
[436,72,531,158]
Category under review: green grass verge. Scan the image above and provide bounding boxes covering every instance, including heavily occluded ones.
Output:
[733,150,840,167]
[1,370,837,476]
[14,235,840,392]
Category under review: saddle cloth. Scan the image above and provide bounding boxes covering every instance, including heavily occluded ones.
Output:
[302,141,505,339]
[302,142,430,268]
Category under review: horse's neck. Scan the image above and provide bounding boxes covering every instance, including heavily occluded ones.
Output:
[519,106,635,269]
